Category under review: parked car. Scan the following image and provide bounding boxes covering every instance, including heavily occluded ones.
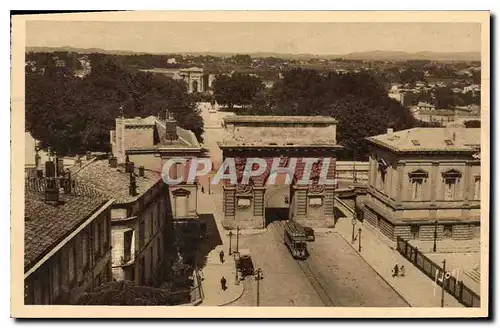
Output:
[235,249,255,277]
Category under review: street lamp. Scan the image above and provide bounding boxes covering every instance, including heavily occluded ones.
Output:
[358,228,362,252]
[208,176,211,195]
[254,268,264,307]
[229,231,233,255]
[351,214,357,244]
[236,226,240,254]
[433,220,438,252]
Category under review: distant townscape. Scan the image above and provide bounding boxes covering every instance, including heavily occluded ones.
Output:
[23,46,481,309]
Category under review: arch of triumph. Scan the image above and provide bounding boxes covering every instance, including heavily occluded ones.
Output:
[217,116,342,230]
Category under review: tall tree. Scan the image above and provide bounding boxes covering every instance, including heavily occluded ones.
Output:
[213,73,264,109]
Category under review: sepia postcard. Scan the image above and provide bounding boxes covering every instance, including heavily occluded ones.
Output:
[11,11,490,318]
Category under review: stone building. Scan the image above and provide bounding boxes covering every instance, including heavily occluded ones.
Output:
[72,158,172,286]
[357,127,481,244]
[24,161,114,304]
[218,116,341,229]
[140,67,215,93]
[109,112,203,263]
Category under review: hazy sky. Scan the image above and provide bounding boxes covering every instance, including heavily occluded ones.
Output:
[26,21,481,55]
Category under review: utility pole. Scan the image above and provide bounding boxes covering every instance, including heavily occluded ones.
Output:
[229,231,233,255]
[433,220,438,252]
[441,259,447,307]
[254,268,264,307]
[358,228,362,252]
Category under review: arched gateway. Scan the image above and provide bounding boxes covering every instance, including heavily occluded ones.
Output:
[217,116,342,230]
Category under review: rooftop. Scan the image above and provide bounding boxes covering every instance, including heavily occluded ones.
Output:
[367,127,481,153]
[72,159,162,204]
[223,115,338,124]
[24,189,111,272]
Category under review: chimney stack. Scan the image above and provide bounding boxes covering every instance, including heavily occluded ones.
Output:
[44,160,59,204]
[387,128,394,135]
[165,109,178,143]
[129,172,137,196]
[139,166,145,177]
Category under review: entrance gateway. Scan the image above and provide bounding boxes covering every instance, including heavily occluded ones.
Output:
[217,116,342,229]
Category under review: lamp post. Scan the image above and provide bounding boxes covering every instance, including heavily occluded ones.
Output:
[358,228,362,252]
[351,214,357,244]
[229,231,233,255]
[208,176,211,195]
[433,220,438,252]
[254,268,264,307]
[236,226,240,254]
[441,259,447,307]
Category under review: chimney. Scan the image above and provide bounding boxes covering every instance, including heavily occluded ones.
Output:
[63,169,72,194]
[129,172,138,196]
[44,160,59,204]
[387,128,394,135]
[139,166,145,177]
[109,156,118,168]
[165,109,178,143]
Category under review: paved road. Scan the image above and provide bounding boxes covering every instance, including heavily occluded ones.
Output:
[229,222,409,307]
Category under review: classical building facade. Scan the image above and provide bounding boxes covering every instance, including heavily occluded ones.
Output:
[218,116,341,229]
[357,127,481,243]
[73,157,172,287]
[24,161,114,304]
[140,67,215,93]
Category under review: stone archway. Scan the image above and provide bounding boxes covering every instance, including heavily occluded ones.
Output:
[264,184,291,226]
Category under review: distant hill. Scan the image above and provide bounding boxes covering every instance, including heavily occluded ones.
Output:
[26,46,481,62]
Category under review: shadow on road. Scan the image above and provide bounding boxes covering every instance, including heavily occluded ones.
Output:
[195,213,223,269]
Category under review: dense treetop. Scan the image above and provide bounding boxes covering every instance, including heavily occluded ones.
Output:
[25,53,204,156]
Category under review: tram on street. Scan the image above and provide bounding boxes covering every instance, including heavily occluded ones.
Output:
[283,221,309,260]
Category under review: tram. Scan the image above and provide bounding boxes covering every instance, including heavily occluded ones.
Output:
[283,221,309,260]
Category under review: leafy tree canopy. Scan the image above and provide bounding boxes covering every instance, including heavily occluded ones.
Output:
[213,72,264,108]
[25,53,204,156]
[250,68,417,160]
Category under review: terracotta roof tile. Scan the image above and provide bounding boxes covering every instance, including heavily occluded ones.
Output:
[24,190,110,272]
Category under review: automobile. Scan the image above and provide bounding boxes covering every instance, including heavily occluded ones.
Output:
[234,249,255,277]
[303,226,315,242]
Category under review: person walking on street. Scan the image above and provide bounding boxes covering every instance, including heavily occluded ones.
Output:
[201,186,205,193]
[399,265,405,277]
[220,276,227,291]
[392,264,399,277]
[219,249,225,263]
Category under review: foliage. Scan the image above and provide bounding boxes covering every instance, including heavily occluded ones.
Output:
[249,68,417,160]
[25,53,204,156]
[213,73,264,108]
[75,280,176,306]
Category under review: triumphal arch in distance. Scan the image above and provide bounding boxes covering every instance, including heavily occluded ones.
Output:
[218,116,342,230]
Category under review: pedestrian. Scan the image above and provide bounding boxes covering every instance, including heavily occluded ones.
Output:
[219,249,225,263]
[392,264,399,277]
[220,276,227,291]
[201,186,205,193]
[400,265,405,277]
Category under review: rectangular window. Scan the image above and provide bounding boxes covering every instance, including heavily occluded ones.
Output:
[123,230,134,263]
[473,177,481,200]
[410,225,419,239]
[411,178,423,201]
[82,230,89,270]
[69,244,77,286]
[444,178,457,201]
[139,220,145,249]
[443,225,453,239]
